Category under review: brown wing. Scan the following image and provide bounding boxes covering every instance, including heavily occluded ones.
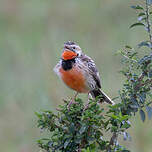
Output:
[80,54,101,89]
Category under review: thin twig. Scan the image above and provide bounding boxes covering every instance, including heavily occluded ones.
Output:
[107,132,118,151]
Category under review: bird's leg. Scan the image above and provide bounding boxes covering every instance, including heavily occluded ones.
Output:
[67,92,78,109]
[84,92,91,110]
[74,92,79,100]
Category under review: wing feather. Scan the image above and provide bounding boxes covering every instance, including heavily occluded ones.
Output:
[80,54,101,89]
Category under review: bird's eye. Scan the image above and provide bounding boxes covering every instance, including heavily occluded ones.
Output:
[72,47,76,49]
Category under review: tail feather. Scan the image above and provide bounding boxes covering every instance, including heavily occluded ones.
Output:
[90,89,115,105]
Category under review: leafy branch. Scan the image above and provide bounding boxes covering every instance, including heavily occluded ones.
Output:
[36,99,130,152]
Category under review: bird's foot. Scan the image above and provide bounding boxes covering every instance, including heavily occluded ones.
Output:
[67,98,77,110]
[83,97,90,111]
[67,92,79,110]
[83,104,89,111]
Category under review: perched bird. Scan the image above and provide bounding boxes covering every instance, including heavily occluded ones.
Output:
[54,41,114,105]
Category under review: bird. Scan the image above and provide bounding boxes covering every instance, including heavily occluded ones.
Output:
[54,41,115,105]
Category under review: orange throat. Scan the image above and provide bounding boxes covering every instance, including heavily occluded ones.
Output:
[62,50,77,60]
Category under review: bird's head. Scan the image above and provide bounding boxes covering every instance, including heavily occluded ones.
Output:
[61,41,82,60]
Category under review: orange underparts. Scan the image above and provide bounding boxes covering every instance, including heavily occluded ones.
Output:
[62,50,77,60]
[59,66,89,93]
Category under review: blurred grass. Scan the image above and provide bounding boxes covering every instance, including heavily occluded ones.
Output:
[0,0,152,152]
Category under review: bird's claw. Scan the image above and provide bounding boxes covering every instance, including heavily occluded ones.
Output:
[67,99,77,110]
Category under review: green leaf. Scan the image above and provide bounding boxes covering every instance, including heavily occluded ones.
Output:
[138,41,151,48]
[146,106,152,120]
[138,92,146,103]
[125,45,132,49]
[148,70,152,78]
[110,114,119,119]
[130,52,138,59]
[82,147,92,152]
[138,12,145,16]
[86,147,90,152]
[69,123,75,133]
[138,55,151,64]
[140,109,146,122]
[64,138,71,149]
[131,5,144,10]
[79,124,87,134]
[120,115,130,121]
[35,112,42,119]
[130,23,145,28]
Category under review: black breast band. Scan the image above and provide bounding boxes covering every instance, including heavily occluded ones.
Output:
[61,58,75,71]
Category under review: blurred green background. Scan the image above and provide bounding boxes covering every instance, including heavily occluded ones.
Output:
[0,0,152,152]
